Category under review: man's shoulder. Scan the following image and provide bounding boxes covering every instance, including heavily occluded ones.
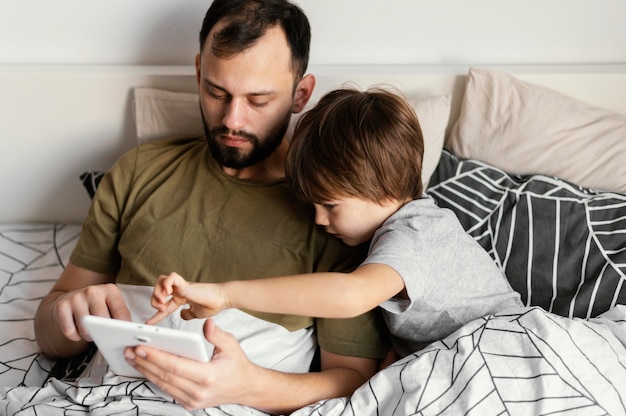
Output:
[128,136,207,168]
[136,136,206,155]
[106,136,208,191]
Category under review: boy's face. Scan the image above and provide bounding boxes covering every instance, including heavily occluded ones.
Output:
[313,197,402,246]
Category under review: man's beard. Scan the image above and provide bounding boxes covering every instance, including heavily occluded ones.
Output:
[200,104,291,169]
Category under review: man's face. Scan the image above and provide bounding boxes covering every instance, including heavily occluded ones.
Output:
[197,25,298,170]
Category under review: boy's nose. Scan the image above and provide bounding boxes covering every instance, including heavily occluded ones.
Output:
[313,206,329,226]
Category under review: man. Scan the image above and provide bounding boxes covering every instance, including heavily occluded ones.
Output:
[34,0,387,413]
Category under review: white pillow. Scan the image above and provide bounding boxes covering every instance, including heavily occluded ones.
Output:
[447,67,626,194]
[133,88,451,189]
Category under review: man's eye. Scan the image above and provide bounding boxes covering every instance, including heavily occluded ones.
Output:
[206,87,228,100]
[249,100,269,108]
[209,91,227,100]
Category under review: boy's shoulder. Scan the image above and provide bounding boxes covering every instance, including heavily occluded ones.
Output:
[387,196,463,235]
[399,196,441,216]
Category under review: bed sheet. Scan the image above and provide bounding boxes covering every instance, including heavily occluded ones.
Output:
[2,224,626,415]
[0,223,81,388]
[2,306,626,415]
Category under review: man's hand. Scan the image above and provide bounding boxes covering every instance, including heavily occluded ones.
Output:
[124,318,257,411]
[147,272,228,325]
[35,262,125,358]
[52,283,131,342]
[124,317,378,413]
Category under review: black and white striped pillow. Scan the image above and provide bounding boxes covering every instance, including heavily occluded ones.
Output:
[427,149,626,319]
[79,171,105,199]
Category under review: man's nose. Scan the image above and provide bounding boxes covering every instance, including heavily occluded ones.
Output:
[222,99,247,131]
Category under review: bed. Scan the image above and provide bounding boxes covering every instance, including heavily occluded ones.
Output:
[1,64,625,415]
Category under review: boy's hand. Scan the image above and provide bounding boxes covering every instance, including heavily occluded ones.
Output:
[146,272,228,325]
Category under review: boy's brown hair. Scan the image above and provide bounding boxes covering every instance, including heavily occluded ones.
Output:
[286,87,424,204]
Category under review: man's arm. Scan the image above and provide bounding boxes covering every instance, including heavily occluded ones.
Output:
[125,318,377,413]
[35,262,128,358]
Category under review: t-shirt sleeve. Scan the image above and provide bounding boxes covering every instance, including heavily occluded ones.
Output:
[312,236,389,359]
[362,226,426,315]
[316,309,389,359]
[70,149,138,274]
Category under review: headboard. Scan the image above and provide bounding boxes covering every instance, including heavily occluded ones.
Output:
[1,64,625,223]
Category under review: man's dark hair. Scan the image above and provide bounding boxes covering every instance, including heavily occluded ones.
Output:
[199,0,310,78]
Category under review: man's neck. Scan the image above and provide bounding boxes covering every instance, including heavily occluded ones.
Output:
[221,139,288,182]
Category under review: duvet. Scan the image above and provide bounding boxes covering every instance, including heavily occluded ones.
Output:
[2,225,626,416]
[3,306,626,415]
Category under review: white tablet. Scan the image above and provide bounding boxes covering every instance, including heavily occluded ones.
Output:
[82,315,211,378]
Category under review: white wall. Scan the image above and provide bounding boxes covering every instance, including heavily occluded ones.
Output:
[1,0,625,66]
[0,0,625,223]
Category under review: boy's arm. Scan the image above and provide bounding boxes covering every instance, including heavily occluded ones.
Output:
[148,264,404,324]
[222,263,405,318]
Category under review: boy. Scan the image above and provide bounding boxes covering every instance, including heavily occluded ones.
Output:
[147,88,523,360]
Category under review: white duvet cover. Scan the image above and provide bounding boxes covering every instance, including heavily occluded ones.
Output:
[1,224,625,415]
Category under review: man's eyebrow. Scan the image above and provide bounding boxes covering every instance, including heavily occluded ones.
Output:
[249,90,279,97]
[203,79,228,93]
[203,78,278,97]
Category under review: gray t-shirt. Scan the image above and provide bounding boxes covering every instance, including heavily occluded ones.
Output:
[362,197,523,357]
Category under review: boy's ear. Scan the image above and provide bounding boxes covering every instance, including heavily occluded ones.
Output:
[292,74,316,114]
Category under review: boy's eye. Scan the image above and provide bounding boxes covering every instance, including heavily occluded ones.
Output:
[322,203,336,209]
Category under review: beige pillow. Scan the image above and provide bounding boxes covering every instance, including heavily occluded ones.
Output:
[134,88,205,143]
[133,88,451,188]
[409,94,450,188]
[447,67,626,194]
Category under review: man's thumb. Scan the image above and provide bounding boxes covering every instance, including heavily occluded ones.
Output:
[203,318,233,356]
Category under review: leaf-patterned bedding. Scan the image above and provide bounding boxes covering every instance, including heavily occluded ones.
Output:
[0,224,80,388]
[2,148,626,415]
[427,149,626,318]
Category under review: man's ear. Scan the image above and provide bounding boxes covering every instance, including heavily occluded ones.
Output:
[195,53,202,85]
[292,74,316,114]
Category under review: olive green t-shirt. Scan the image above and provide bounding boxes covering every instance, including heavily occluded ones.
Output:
[71,137,387,358]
